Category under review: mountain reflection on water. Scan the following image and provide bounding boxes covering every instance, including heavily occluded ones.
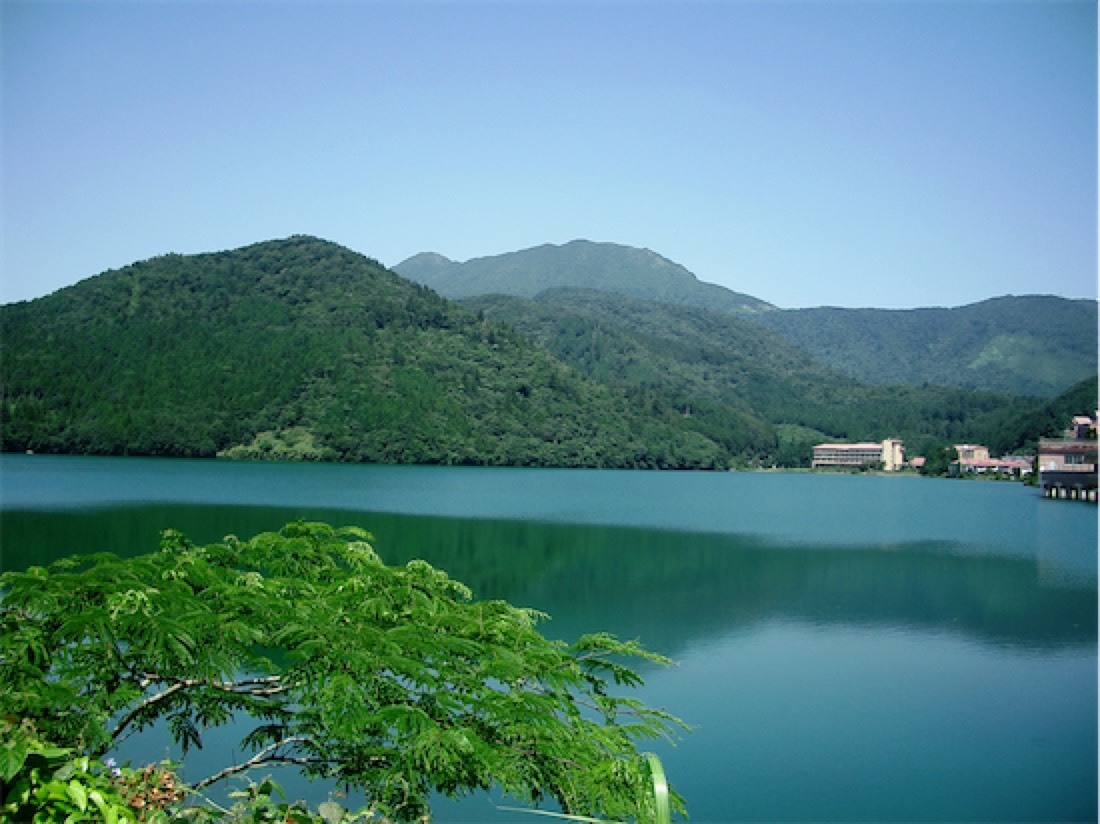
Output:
[4,503,1094,658]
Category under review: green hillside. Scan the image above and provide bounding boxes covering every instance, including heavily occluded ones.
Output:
[395,240,774,314]
[397,240,1096,397]
[3,236,1082,470]
[464,289,1036,466]
[753,297,1098,397]
[0,237,733,468]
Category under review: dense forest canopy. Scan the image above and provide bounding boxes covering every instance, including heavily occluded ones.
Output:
[2,235,1092,469]
[464,289,1066,465]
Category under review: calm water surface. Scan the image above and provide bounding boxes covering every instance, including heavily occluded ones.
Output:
[1,455,1096,822]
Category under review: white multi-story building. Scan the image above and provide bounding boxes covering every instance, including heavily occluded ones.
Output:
[812,438,905,471]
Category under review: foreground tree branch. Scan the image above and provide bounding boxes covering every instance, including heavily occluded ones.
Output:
[1,521,689,822]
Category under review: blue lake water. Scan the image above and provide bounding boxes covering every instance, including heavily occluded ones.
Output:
[1,455,1096,822]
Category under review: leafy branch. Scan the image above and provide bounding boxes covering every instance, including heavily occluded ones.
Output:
[0,521,690,822]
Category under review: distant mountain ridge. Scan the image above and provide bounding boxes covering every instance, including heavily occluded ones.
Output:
[395,240,775,315]
[397,240,1097,398]
[753,296,1097,398]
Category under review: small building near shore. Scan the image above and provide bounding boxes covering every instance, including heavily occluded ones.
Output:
[955,444,990,463]
[954,444,1033,477]
[813,438,905,471]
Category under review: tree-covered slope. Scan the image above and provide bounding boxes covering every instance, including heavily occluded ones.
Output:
[0,236,733,468]
[395,239,774,314]
[397,240,1095,398]
[465,288,1037,465]
[752,296,1098,397]
[986,375,1098,455]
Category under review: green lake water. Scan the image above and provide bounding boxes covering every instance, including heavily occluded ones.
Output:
[1,455,1096,822]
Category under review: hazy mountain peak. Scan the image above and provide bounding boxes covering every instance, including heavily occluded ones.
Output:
[399,251,454,267]
[395,239,774,314]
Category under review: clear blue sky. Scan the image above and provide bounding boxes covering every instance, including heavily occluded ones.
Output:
[2,0,1096,309]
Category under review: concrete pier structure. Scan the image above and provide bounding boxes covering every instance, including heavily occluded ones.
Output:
[1038,469,1098,502]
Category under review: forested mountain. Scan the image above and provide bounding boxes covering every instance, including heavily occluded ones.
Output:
[753,297,1098,397]
[463,289,1038,466]
[397,241,1096,397]
[395,240,774,314]
[2,236,1089,469]
[0,237,734,468]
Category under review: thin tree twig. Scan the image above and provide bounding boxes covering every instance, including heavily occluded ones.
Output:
[193,735,317,789]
